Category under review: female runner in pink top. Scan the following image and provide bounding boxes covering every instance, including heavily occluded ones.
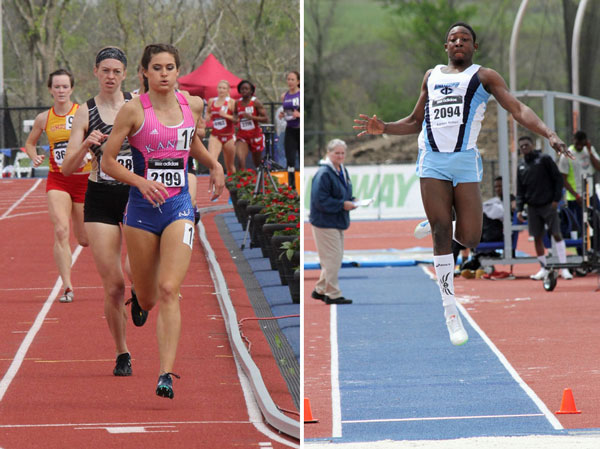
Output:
[101,43,224,399]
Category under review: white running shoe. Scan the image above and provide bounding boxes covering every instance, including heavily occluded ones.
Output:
[530,267,549,280]
[414,220,431,239]
[446,313,468,346]
[560,269,573,280]
[59,288,73,303]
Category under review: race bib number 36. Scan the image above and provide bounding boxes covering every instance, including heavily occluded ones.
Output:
[53,141,68,166]
[147,158,185,187]
[430,95,463,128]
[177,127,195,150]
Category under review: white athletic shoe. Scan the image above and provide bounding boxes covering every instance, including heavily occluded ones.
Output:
[560,269,573,280]
[59,288,74,303]
[530,268,549,280]
[446,313,468,346]
[414,220,431,239]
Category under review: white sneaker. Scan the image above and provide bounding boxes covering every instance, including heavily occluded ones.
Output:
[530,268,549,280]
[59,288,73,303]
[560,269,573,280]
[414,220,431,239]
[446,313,468,346]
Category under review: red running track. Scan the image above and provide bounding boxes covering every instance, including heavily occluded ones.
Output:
[0,177,298,449]
[304,220,600,438]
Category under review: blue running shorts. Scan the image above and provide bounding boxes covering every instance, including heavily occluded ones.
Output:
[416,148,483,186]
[124,192,194,236]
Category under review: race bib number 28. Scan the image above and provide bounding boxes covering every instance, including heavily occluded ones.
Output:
[100,155,133,181]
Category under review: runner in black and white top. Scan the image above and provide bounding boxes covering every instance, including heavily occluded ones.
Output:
[63,46,145,378]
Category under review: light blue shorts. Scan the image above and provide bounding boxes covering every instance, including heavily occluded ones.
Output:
[415,148,482,186]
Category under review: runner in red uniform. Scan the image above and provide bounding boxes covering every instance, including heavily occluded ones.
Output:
[234,80,268,170]
[207,80,236,174]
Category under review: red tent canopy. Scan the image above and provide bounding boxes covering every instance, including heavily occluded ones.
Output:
[177,53,242,100]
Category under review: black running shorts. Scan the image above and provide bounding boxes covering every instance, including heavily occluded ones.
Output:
[84,180,130,225]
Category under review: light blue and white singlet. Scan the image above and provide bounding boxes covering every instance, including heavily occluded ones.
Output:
[418,63,490,153]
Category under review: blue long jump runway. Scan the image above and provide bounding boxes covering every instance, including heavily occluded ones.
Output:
[328,265,561,442]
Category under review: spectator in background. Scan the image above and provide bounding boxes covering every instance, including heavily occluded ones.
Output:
[558,130,600,234]
[24,69,91,303]
[516,135,573,281]
[279,71,300,188]
[309,138,356,305]
[274,105,287,167]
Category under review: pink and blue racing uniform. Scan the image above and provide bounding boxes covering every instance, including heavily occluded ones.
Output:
[124,91,196,235]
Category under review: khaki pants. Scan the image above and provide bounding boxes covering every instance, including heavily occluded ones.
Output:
[312,225,344,299]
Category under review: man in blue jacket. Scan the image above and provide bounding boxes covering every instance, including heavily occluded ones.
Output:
[309,139,357,304]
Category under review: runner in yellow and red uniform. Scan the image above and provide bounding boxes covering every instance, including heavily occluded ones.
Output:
[25,69,92,303]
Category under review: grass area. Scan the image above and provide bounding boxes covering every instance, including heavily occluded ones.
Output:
[331,0,389,47]
[305,0,389,53]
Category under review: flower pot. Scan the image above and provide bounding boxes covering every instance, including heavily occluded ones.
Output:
[288,270,300,304]
[263,223,294,270]
[246,205,265,249]
[228,188,238,206]
[251,213,269,256]
[236,199,249,229]
[271,234,297,285]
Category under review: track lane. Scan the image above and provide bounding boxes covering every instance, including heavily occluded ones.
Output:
[0,177,297,449]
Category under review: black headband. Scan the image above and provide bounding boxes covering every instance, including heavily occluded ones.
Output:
[96,47,127,67]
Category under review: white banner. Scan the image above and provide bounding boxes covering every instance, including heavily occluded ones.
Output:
[303,164,426,220]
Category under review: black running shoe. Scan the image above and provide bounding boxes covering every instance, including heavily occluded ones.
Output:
[125,288,148,327]
[156,372,180,399]
[194,207,201,225]
[113,352,132,376]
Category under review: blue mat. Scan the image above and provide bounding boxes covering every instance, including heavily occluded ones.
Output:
[311,265,561,442]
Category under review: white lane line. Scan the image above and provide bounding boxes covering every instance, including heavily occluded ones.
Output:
[76,426,178,434]
[0,420,251,429]
[330,304,342,438]
[0,245,83,402]
[1,211,47,220]
[0,179,42,220]
[457,302,563,430]
[342,413,545,424]
[420,264,563,430]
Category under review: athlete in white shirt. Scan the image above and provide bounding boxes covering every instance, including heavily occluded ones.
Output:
[355,22,572,346]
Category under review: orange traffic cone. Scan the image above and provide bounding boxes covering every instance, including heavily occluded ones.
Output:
[555,388,582,414]
[304,397,319,423]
